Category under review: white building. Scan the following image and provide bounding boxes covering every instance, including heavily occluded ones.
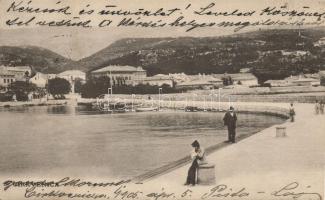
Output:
[29,72,50,88]
[57,70,86,82]
[264,80,291,87]
[130,74,173,87]
[0,65,32,91]
[168,73,191,83]
[0,65,32,81]
[285,75,320,86]
[290,78,320,86]
[176,76,223,90]
[0,68,15,89]
[91,65,146,86]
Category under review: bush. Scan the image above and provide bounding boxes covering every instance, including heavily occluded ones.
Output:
[0,92,13,102]
[80,77,185,98]
[81,77,111,98]
[48,78,71,99]
[8,81,37,101]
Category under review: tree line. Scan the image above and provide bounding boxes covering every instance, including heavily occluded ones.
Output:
[79,76,185,98]
[0,76,185,101]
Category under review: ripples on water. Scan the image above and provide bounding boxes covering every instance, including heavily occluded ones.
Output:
[0,105,285,179]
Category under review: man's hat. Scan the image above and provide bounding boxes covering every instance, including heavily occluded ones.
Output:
[191,140,200,147]
[229,106,234,111]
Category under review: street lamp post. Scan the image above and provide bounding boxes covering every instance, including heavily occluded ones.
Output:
[209,93,214,111]
[203,96,206,111]
[46,75,49,101]
[192,93,197,107]
[158,88,162,110]
[107,87,113,107]
[218,88,221,111]
[131,94,135,112]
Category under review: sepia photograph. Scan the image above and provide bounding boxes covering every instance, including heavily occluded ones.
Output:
[0,0,324,199]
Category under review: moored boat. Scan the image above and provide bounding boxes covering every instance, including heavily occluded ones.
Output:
[136,107,159,112]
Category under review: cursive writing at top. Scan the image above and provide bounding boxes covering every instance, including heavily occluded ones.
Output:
[194,3,256,17]
[98,5,180,17]
[7,0,72,15]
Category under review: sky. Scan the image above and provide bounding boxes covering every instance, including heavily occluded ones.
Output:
[0,27,243,60]
[0,0,325,60]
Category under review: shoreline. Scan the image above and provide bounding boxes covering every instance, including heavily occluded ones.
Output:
[132,101,290,182]
[78,97,290,118]
[0,99,70,107]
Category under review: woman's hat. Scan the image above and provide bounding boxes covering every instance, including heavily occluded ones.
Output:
[191,140,200,147]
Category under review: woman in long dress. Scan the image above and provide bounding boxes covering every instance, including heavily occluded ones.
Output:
[185,140,206,186]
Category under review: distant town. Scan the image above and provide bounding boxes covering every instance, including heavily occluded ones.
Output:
[0,63,325,102]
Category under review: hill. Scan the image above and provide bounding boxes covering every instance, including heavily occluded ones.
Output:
[1,28,325,83]
[77,28,325,82]
[0,46,74,73]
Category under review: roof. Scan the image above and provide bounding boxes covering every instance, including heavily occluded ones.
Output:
[264,80,288,84]
[134,76,172,81]
[58,70,85,76]
[213,73,257,81]
[291,78,319,82]
[178,79,221,86]
[0,66,23,76]
[0,69,15,76]
[0,65,31,72]
[31,72,47,79]
[202,76,223,82]
[92,65,146,73]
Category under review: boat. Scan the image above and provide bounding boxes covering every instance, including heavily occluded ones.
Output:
[185,106,199,112]
[135,107,159,112]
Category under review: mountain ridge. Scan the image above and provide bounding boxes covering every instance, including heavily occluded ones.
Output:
[0,45,75,73]
[1,28,325,82]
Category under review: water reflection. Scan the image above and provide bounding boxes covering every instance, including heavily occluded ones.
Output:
[0,105,285,179]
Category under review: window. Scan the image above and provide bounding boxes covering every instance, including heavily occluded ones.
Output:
[4,79,6,83]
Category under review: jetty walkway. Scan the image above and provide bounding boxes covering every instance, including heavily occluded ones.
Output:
[139,103,325,200]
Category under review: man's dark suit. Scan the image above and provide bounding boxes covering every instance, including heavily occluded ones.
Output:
[223,111,237,143]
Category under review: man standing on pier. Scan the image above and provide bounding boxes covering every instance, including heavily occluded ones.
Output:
[223,106,237,143]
